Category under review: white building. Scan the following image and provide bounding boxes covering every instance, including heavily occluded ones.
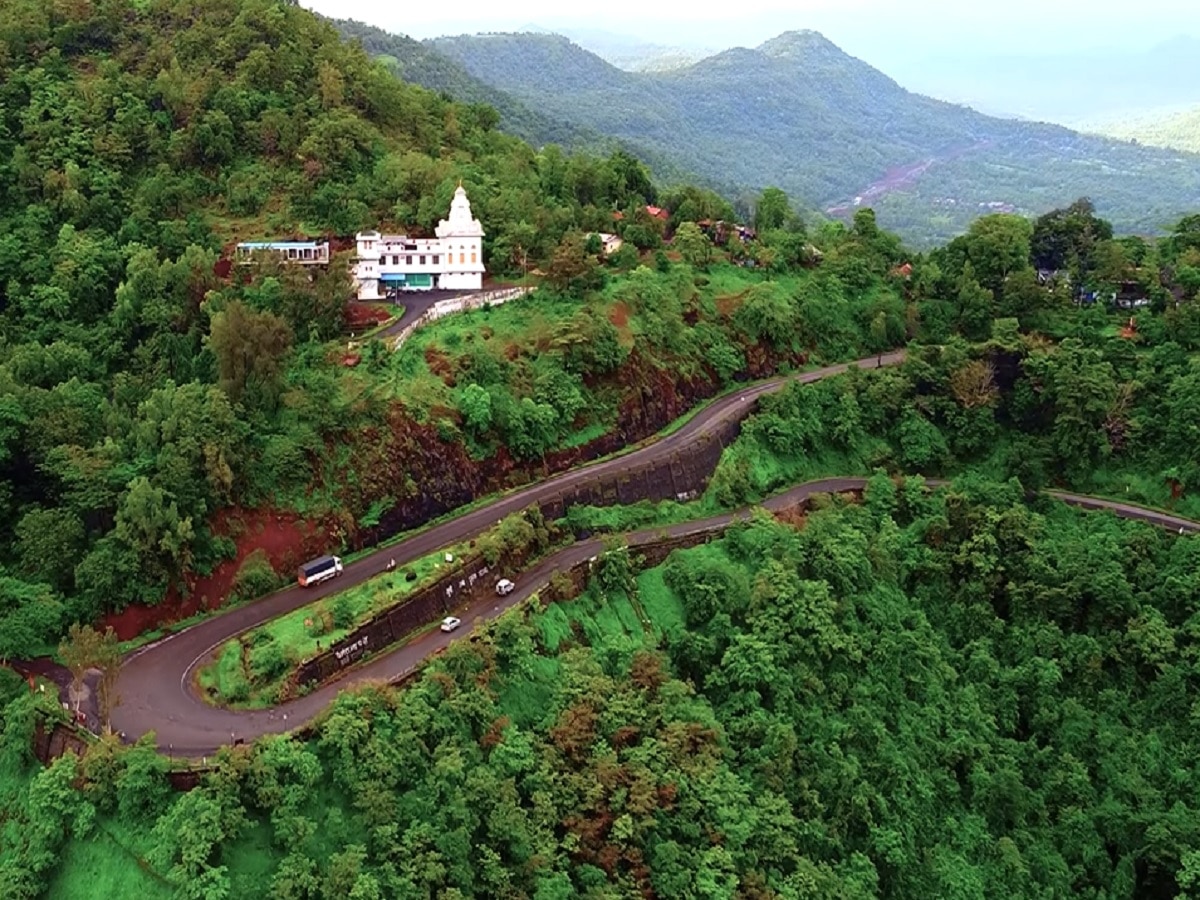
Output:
[235,240,330,266]
[590,233,623,256]
[353,184,485,299]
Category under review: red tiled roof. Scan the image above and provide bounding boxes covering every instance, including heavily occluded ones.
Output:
[646,206,669,220]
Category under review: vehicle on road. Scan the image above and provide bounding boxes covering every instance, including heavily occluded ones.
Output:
[297,555,343,587]
[440,616,462,632]
[495,578,515,596]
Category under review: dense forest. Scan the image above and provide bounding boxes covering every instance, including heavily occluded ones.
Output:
[0,0,936,660]
[4,0,1200,896]
[4,474,1200,897]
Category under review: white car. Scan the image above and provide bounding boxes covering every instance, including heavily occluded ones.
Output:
[495,578,515,596]
[440,616,462,633]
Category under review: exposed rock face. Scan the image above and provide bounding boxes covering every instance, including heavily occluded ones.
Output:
[344,345,804,549]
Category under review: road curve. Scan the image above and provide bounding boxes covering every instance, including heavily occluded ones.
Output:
[107,352,1200,755]
[111,353,905,753]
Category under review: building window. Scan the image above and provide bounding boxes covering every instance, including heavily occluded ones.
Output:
[459,252,465,264]
[419,255,426,265]
[406,255,413,265]
[470,252,477,264]
[433,255,440,265]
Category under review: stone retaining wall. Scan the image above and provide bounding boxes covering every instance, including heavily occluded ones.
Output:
[389,287,531,351]
[294,555,495,687]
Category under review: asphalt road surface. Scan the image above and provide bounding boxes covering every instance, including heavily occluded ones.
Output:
[371,289,460,339]
[102,351,1200,755]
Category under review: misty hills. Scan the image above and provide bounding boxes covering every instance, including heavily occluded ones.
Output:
[1097,105,1200,154]
[331,19,699,187]
[420,29,1200,244]
[894,36,1200,124]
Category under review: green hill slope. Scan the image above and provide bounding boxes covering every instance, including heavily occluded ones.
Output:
[429,30,1200,244]
[330,18,598,148]
[1098,105,1200,154]
[330,20,704,190]
[0,0,668,634]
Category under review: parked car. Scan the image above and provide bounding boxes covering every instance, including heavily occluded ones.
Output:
[495,578,515,596]
[440,616,462,633]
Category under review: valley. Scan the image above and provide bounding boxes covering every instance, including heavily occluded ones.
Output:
[3,0,1200,897]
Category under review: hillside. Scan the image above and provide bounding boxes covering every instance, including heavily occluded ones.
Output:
[330,19,704,187]
[428,30,1200,244]
[0,0,680,648]
[1095,104,1200,153]
[329,18,597,148]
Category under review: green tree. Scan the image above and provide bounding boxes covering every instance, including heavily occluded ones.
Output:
[458,383,493,434]
[207,300,293,407]
[59,622,104,714]
[673,221,713,270]
[735,283,795,349]
[754,187,793,232]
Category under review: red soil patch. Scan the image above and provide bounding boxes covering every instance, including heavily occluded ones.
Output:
[715,291,747,318]
[341,354,362,367]
[100,508,327,642]
[424,346,456,386]
[773,507,808,531]
[345,302,393,330]
[609,301,630,329]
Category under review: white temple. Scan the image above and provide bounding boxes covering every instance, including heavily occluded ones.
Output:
[353,184,485,299]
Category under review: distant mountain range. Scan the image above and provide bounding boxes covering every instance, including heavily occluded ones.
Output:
[426,30,1200,243]
[335,22,1200,245]
[533,26,711,72]
[331,20,700,187]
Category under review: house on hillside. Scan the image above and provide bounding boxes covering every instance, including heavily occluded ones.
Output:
[235,240,330,266]
[697,220,757,246]
[645,205,669,222]
[352,185,485,299]
[590,233,623,256]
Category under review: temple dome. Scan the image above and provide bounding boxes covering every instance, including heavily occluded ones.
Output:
[436,184,484,238]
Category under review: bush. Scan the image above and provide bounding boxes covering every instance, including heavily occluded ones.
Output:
[331,595,356,630]
[232,550,279,602]
[249,638,291,682]
[305,609,330,638]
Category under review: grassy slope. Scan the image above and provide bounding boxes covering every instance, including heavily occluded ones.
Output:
[197,548,447,706]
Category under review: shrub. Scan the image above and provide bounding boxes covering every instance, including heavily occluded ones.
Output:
[232,550,279,602]
[331,594,356,630]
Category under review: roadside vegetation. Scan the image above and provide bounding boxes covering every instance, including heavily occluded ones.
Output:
[7,476,1200,897]
[6,1,1200,896]
[196,508,558,707]
[709,324,1200,522]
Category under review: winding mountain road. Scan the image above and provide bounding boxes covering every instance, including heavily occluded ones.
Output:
[101,351,1200,756]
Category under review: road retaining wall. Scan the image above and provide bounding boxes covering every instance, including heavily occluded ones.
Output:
[536,420,737,524]
[389,287,531,351]
[294,555,496,687]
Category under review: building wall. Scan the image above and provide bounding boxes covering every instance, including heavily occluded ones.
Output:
[353,187,486,298]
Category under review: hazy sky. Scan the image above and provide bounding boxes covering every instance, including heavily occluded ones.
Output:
[303,0,1195,62]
